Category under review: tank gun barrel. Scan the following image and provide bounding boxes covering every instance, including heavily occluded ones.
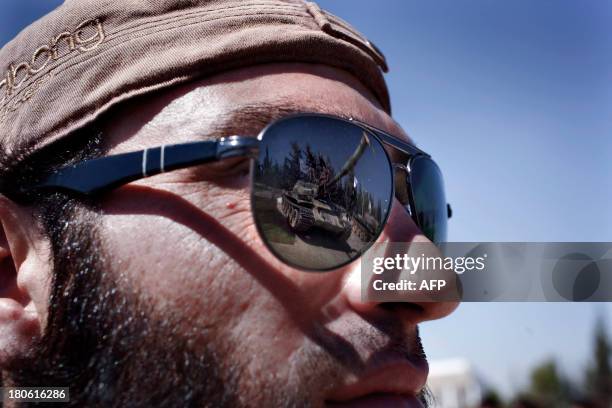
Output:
[325,131,370,187]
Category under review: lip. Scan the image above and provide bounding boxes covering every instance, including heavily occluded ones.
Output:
[326,393,424,408]
[325,355,428,405]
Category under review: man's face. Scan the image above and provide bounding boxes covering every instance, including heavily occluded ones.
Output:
[9,63,458,407]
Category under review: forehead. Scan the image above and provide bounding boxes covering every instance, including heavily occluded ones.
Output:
[102,63,411,154]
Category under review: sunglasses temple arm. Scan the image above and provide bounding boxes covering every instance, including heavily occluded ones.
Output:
[358,124,429,157]
[27,137,259,196]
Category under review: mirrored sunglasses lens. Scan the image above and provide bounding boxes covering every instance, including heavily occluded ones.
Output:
[410,156,448,244]
[252,116,393,271]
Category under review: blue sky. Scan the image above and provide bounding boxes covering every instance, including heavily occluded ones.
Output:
[2,0,611,398]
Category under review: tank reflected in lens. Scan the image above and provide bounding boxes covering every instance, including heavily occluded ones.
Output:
[252,115,393,271]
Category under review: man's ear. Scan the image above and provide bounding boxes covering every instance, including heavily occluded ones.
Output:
[0,196,50,367]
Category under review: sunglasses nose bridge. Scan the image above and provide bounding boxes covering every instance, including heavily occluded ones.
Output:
[391,163,412,211]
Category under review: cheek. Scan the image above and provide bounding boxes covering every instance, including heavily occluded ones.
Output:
[100,212,243,319]
[212,185,259,243]
[98,201,307,377]
[96,182,341,377]
[96,183,302,342]
[98,184,256,314]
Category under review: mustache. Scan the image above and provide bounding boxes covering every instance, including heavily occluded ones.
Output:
[293,316,430,405]
[307,314,426,373]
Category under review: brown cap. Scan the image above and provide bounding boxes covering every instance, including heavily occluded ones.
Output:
[0,0,389,155]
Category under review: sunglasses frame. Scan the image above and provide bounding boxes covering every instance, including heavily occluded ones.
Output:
[250,114,440,271]
[19,113,449,270]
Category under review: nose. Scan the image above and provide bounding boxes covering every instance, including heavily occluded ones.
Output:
[342,200,459,324]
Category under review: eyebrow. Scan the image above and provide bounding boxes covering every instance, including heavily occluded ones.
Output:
[203,99,353,139]
[203,98,416,149]
[204,100,420,161]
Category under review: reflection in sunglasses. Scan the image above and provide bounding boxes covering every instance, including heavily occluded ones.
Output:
[252,119,392,270]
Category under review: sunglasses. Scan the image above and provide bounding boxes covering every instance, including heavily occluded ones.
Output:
[23,113,451,271]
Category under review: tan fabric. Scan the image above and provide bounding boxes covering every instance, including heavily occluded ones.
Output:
[0,0,389,154]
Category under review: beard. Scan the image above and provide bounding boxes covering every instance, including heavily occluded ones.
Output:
[5,201,431,407]
[6,203,241,407]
